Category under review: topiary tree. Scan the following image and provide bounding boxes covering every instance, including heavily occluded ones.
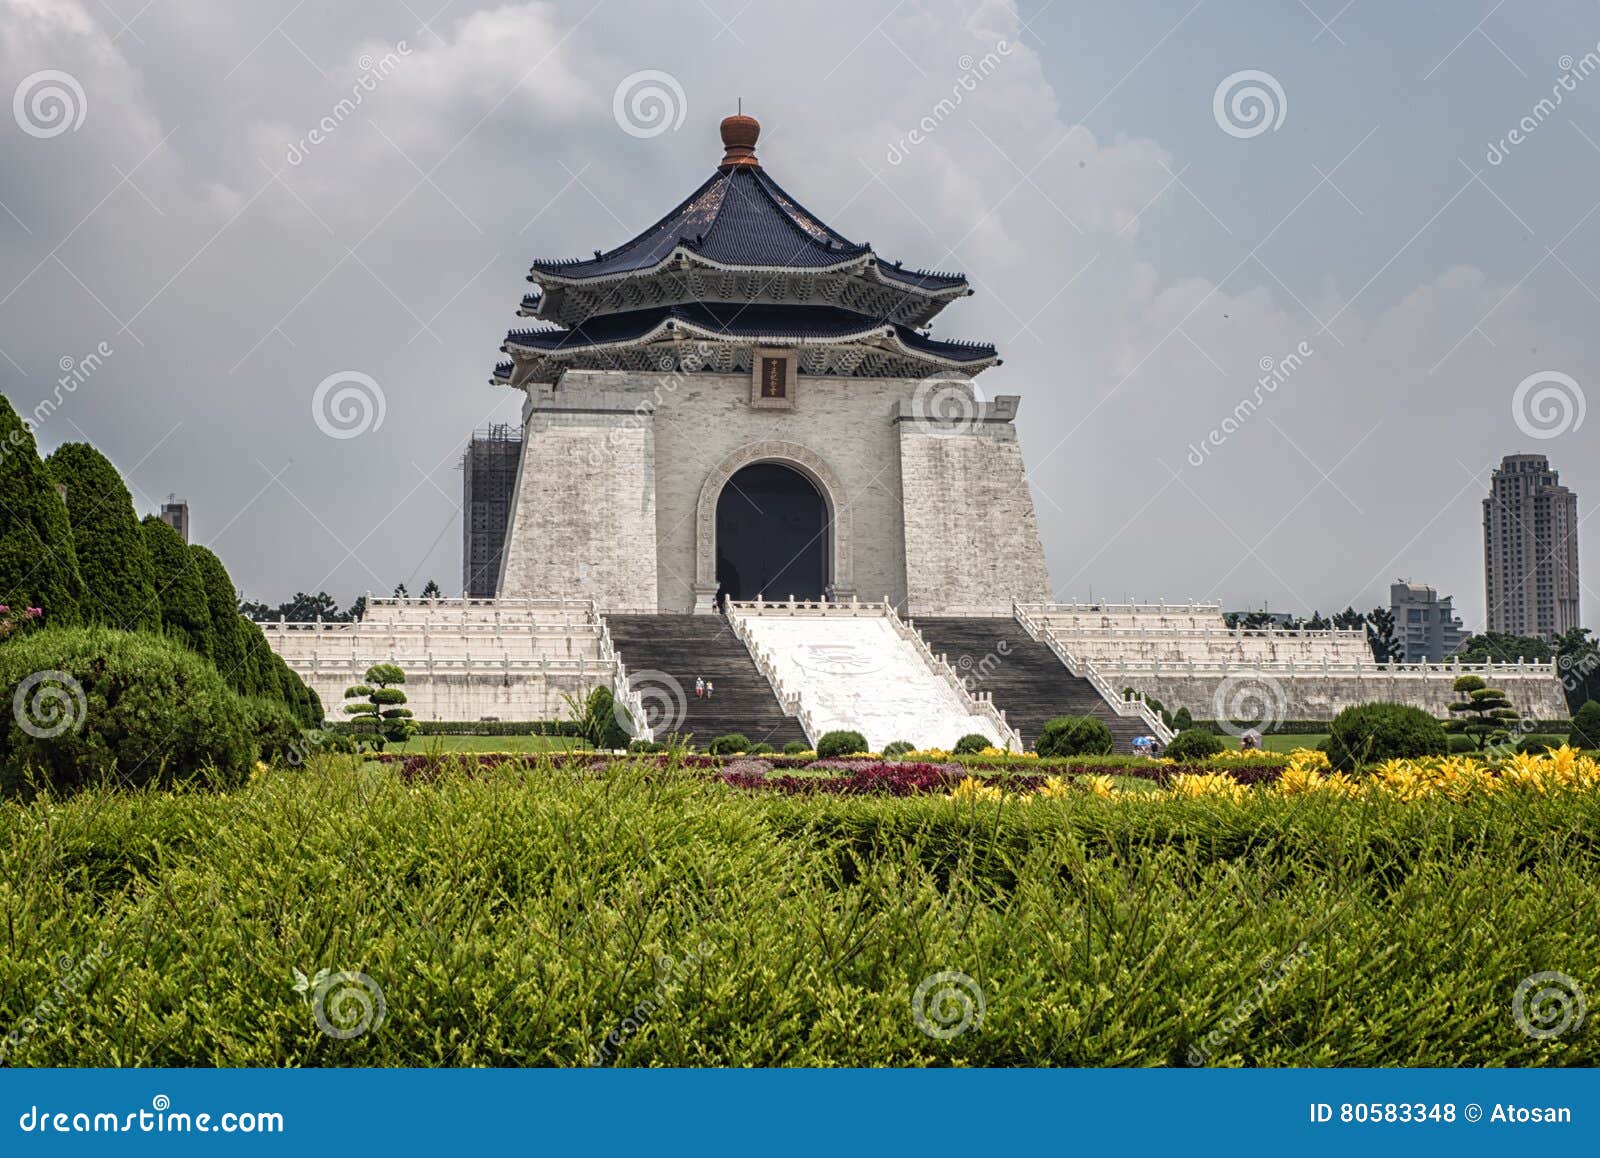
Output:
[1569,700,1600,751]
[952,733,992,755]
[1171,706,1194,730]
[708,733,750,755]
[0,392,85,626]
[1323,702,1448,771]
[1444,674,1520,750]
[0,626,255,798]
[188,545,251,689]
[342,663,416,750]
[1164,729,1225,762]
[44,442,159,632]
[815,730,868,758]
[1034,715,1113,758]
[140,515,211,655]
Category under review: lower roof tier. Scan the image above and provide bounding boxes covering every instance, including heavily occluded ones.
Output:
[493,303,997,387]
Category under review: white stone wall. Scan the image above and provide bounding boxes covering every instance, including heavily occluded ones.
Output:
[1112,670,1570,723]
[899,399,1051,615]
[494,369,1055,615]
[497,388,658,611]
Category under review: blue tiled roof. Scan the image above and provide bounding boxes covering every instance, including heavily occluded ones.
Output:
[527,166,966,292]
[503,303,994,363]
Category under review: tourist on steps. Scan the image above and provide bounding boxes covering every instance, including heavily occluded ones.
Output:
[695,676,705,699]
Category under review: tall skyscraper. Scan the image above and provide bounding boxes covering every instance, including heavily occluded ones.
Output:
[1482,454,1580,638]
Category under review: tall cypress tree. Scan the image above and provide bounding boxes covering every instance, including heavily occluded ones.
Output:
[0,392,84,625]
[45,442,162,632]
[189,545,250,688]
[140,514,212,654]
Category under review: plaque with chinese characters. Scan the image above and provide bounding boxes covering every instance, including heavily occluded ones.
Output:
[750,348,797,409]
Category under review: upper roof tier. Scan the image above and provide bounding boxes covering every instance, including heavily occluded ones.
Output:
[523,115,970,328]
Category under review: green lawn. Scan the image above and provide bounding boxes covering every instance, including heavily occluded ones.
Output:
[1213,732,1327,752]
[385,733,590,754]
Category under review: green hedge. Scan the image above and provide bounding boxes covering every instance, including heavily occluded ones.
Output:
[0,627,255,798]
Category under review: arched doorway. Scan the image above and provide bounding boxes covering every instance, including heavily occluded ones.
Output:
[715,462,828,603]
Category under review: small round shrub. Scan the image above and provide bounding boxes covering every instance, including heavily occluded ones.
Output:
[1171,706,1194,730]
[245,696,304,766]
[952,733,991,756]
[1569,700,1600,750]
[782,740,810,756]
[708,733,751,755]
[1034,716,1113,758]
[1515,734,1567,755]
[627,739,665,754]
[1164,729,1224,762]
[1446,733,1477,754]
[0,627,255,798]
[816,730,868,759]
[881,740,915,759]
[1323,702,1448,772]
[747,742,775,755]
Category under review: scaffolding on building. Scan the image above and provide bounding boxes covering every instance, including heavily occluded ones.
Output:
[459,424,522,599]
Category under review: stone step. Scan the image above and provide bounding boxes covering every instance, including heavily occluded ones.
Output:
[603,614,808,749]
[910,616,1155,752]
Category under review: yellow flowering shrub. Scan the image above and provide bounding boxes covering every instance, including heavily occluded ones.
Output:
[1167,772,1246,803]
[948,776,1005,803]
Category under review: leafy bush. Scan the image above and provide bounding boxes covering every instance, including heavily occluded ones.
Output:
[628,740,666,754]
[1324,703,1448,771]
[245,696,305,765]
[747,743,776,756]
[1171,706,1194,730]
[343,663,417,750]
[816,730,869,759]
[1515,734,1569,755]
[1034,716,1113,758]
[709,733,751,755]
[565,686,630,750]
[0,627,254,798]
[1164,729,1224,761]
[952,733,991,756]
[782,740,810,756]
[1447,734,1477,754]
[1570,700,1600,750]
[881,740,915,759]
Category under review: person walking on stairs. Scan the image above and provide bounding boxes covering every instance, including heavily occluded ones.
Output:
[695,676,705,699]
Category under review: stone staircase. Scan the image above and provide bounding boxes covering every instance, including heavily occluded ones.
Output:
[911,616,1154,752]
[603,614,808,749]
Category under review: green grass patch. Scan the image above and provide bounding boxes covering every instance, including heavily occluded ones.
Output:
[1213,732,1328,752]
[0,755,1595,1066]
[383,733,590,754]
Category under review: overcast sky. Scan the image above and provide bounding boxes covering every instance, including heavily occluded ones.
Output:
[1,0,1595,627]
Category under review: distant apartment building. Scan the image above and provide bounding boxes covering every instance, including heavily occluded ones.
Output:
[159,495,189,543]
[1389,582,1467,663]
[1483,454,1580,638]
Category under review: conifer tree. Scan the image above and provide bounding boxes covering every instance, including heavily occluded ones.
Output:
[0,392,85,625]
[140,514,212,654]
[45,442,161,632]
